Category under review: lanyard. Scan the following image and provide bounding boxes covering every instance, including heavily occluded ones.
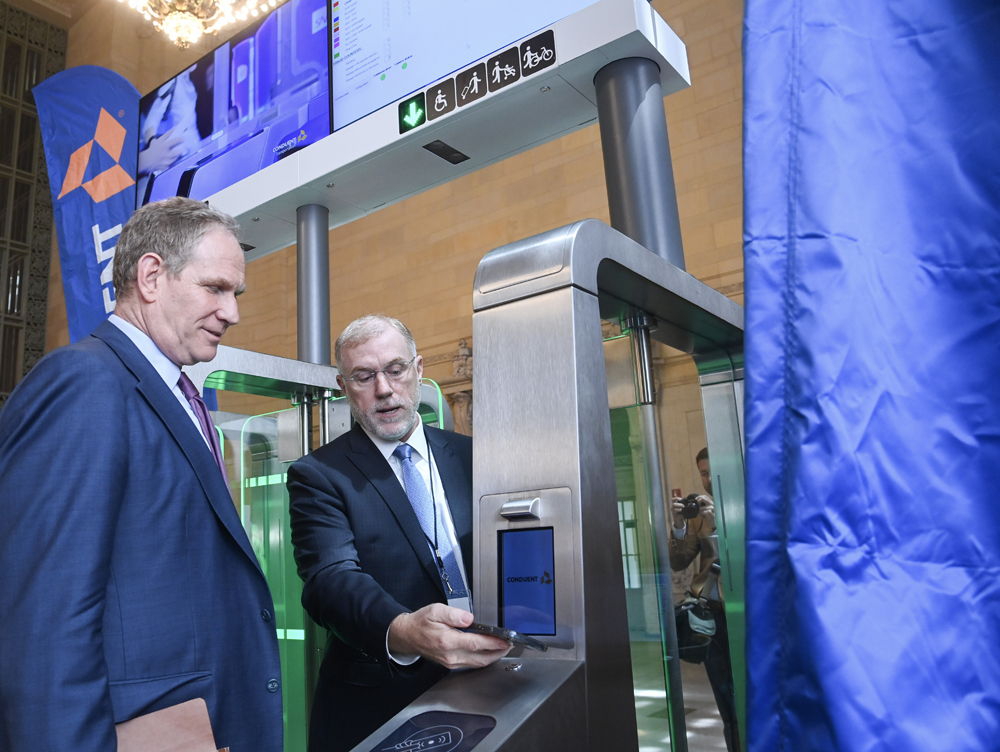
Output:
[417,445,455,596]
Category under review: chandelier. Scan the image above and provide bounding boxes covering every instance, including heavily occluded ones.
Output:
[120,0,281,49]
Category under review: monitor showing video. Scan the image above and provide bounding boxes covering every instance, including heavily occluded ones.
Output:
[137,0,331,207]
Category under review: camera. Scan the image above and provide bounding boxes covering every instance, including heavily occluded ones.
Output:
[681,493,702,519]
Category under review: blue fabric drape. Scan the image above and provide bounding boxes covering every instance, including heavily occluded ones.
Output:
[35,65,139,343]
[743,1,1000,750]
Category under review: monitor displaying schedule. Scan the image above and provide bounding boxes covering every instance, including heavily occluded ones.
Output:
[499,528,556,635]
[329,0,599,131]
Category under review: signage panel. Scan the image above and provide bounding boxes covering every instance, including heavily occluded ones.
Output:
[330,0,597,130]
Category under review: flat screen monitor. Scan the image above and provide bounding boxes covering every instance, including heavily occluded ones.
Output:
[137,0,331,207]
[499,527,556,635]
[330,0,598,131]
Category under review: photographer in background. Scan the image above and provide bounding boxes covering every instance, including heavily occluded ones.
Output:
[670,447,740,752]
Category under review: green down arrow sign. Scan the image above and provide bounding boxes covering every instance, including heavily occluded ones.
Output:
[398,93,427,134]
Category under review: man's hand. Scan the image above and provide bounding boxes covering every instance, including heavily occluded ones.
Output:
[695,494,716,530]
[671,493,717,530]
[670,492,686,528]
[388,604,511,670]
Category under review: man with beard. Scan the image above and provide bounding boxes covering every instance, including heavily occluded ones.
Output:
[288,315,510,752]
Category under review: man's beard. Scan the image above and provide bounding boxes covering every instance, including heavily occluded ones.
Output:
[347,379,421,441]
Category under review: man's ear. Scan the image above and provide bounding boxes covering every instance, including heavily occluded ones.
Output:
[134,253,166,303]
[414,355,424,380]
[336,374,346,393]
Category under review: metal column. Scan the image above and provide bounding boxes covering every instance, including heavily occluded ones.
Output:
[296,203,330,723]
[296,204,331,366]
[594,57,685,269]
[625,313,688,752]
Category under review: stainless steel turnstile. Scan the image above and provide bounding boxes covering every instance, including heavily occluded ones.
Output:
[352,220,744,752]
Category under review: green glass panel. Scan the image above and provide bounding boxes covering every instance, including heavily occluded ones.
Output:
[211,407,314,752]
[610,405,675,752]
[417,377,446,427]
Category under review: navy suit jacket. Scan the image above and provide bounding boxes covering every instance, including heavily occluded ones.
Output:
[0,320,283,751]
[287,423,473,743]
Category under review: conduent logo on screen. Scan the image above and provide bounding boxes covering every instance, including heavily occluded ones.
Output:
[273,129,309,158]
[507,571,553,584]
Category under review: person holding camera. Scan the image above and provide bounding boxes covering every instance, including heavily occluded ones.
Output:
[669,447,740,752]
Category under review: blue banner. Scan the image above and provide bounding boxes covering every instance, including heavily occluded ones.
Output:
[743,1,1000,750]
[35,66,139,343]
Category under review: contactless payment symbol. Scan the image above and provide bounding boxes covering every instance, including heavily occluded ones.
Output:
[371,711,496,752]
[381,725,462,751]
[398,92,426,134]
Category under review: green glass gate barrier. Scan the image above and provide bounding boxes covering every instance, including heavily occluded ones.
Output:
[605,329,746,752]
[605,331,678,752]
[419,378,447,428]
[213,407,316,752]
[695,356,746,749]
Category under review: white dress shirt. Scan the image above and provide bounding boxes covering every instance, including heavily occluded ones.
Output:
[361,420,472,664]
[107,315,211,449]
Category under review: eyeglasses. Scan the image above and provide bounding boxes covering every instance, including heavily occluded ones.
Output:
[343,358,415,387]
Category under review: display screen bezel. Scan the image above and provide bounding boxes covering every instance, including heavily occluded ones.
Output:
[497,526,556,636]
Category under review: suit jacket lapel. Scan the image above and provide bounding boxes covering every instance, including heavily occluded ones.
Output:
[93,321,264,576]
[345,424,446,598]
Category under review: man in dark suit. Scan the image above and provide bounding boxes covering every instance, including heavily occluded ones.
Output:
[0,197,283,752]
[288,315,509,752]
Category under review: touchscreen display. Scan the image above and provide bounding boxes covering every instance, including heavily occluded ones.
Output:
[499,528,556,635]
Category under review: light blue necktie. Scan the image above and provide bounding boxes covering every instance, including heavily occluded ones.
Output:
[393,443,467,598]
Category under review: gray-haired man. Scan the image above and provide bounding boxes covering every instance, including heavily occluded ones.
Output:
[0,197,283,751]
[288,314,509,752]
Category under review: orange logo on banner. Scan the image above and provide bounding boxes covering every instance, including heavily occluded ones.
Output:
[57,108,135,202]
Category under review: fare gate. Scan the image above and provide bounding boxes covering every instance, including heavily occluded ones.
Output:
[351,219,745,752]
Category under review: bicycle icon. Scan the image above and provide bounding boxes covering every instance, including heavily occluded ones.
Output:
[522,45,554,70]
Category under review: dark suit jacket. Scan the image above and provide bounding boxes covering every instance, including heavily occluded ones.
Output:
[0,320,283,752]
[287,422,473,749]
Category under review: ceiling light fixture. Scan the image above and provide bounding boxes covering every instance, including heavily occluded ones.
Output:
[120,0,279,49]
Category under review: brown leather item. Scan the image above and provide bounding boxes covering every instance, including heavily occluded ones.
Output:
[115,698,226,752]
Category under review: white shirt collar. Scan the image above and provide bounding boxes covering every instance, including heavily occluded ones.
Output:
[108,314,181,389]
[362,419,428,462]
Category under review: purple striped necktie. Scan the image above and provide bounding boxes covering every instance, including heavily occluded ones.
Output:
[178,372,228,484]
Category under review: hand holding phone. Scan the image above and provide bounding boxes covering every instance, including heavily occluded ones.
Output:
[460,622,548,651]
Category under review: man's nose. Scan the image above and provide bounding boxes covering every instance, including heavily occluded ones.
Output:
[372,370,394,396]
[219,292,240,326]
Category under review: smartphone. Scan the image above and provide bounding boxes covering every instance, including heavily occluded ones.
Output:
[460,622,548,651]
